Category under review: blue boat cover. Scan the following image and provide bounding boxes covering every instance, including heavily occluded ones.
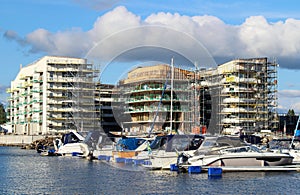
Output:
[116,138,146,151]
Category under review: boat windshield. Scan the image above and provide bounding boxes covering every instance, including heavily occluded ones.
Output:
[83,131,115,149]
[268,139,291,150]
[148,136,166,150]
[165,135,203,152]
[194,136,251,155]
[220,145,262,153]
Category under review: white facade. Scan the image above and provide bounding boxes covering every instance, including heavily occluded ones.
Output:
[201,57,278,135]
[7,56,97,135]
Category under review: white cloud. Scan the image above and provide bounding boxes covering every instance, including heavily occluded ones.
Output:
[238,16,300,57]
[278,90,300,98]
[4,6,300,69]
[293,103,300,114]
[25,28,90,57]
[278,90,300,113]
[73,0,121,11]
[4,6,300,111]
[88,6,141,40]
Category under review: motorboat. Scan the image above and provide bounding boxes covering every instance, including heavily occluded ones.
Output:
[55,131,89,156]
[261,117,300,164]
[111,136,155,159]
[263,138,300,163]
[80,131,155,160]
[177,136,294,169]
[87,131,118,158]
[131,135,169,161]
[143,134,204,170]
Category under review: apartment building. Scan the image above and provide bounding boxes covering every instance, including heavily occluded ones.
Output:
[6,56,278,136]
[95,83,122,133]
[117,64,195,135]
[7,56,99,135]
[112,57,278,136]
[198,57,278,135]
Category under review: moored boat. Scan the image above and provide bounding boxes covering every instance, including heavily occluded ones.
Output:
[177,136,294,170]
[143,134,204,170]
[55,131,88,156]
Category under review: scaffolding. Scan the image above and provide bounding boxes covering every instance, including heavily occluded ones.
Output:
[94,83,122,133]
[47,61,99,133]
[198,58,278,135]
[118,64,194,134]
[267,59,279,130]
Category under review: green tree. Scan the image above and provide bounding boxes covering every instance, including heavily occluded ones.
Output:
[0,103,6,124]
[287,109,295,116]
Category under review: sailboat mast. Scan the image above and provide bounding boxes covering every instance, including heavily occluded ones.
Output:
[170,58,174,134]
[290,115,300,149]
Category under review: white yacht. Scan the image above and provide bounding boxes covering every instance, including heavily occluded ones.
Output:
[177,136,294,168]
[80,131,155,160]
[143,134,204,170]
[55,131,89,157]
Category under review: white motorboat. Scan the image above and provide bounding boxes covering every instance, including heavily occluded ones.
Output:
[264,138,300,163]
[131,135,169,161]
[177,136,294,168]
[55,131,89,156]
[80,131,155,160]
[262,117,300,164]
[143,134,204,170]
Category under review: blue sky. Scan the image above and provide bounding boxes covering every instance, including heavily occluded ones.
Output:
[1,0,300,113]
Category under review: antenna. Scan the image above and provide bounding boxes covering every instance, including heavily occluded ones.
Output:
[170,57,174,134]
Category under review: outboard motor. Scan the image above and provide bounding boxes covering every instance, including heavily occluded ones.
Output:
[177,152,190,172]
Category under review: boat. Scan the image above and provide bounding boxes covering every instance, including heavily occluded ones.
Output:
[79,130,155,160]
[85,131,118,158]
[177,136,294,169]
[111,136,155,159]
[143,134,204,170]
[36,137,62,156]
[37,144,57,156]
[40,148,57,156]
[288,116,300,163]
[264,138,300,163]
[55,131,89,156]
[131,135,168,161]
[260,117,300,164]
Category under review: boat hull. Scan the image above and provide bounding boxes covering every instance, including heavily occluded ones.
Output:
[191,153,294,167]
[56,143,89,157]
[112,151,139,158]
[148,152,178,170]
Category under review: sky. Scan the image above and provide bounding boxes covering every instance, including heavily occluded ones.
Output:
[1,0,300,113]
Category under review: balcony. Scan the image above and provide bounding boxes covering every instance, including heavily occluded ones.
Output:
[222,107,256,113]
[33,77,43,83]
[6,88,12,93]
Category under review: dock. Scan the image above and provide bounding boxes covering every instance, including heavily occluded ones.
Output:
[180,164,300,172]
[219,165,300,172]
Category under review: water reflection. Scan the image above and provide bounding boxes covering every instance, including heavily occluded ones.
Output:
[0,147,299,194]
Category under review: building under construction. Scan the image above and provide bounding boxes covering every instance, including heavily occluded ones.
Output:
[95,83,122,133]
[116,57,278,135]
[6,56,99,135]
[117,64,195,135]
[6,56,278,136]
[198,57,278,135]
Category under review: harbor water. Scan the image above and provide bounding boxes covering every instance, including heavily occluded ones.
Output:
[0,146,299,195]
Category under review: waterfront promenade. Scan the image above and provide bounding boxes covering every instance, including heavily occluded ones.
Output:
[0,135,44,146]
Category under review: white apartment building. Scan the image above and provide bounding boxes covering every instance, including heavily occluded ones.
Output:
[7,56,98,135]
[199,57,278,135]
